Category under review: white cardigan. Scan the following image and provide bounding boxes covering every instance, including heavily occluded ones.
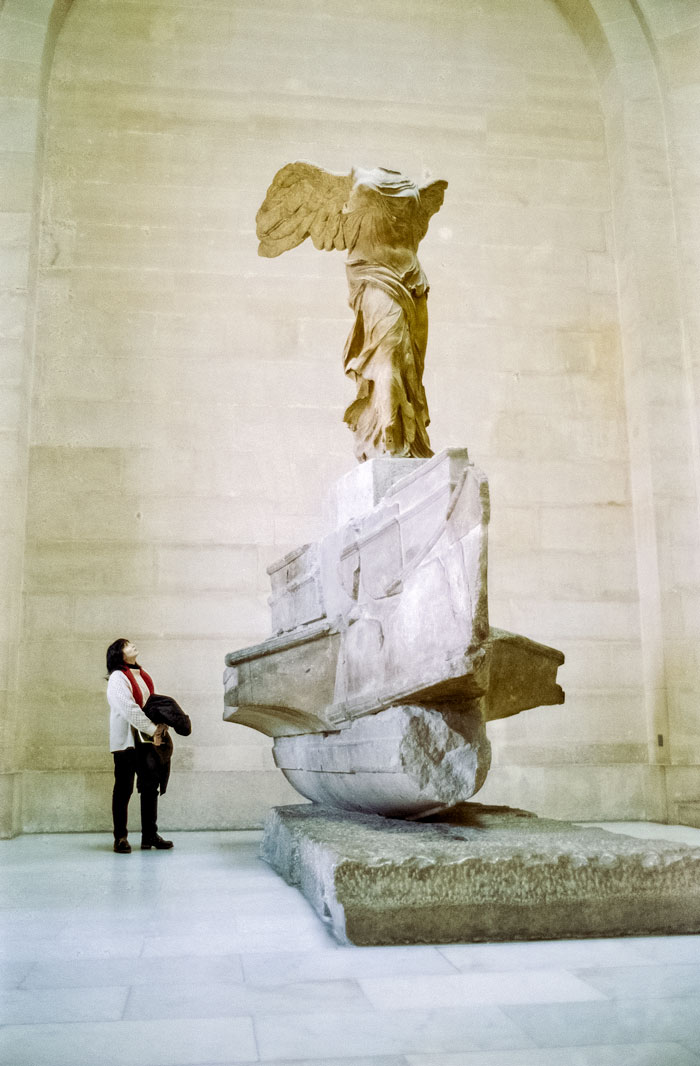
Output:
[107,670,157,752]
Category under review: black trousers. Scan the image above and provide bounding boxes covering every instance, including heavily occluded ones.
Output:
[112,745,159,842]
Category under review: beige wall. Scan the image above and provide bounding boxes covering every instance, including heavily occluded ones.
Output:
[3,0,700,833]
[635,0,700,814]
[0,0,72,836]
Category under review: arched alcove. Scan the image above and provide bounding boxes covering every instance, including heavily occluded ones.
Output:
[0,0,74,837]
[553,0,700,821]
[9,0,700,833]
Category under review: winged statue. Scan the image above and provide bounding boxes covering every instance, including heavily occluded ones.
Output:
[256,162,448,461]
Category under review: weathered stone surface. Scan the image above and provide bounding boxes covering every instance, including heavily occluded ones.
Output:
[224,621,340,737]
[328,456,419,527]
[273,704,491,816]
[261,803,700,946]
[224,450,564,732]
[224,448,565,814]
[267,543,325,635]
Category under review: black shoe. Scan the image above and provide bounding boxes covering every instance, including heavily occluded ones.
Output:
[113,837,131,854]
[141,834,173,850]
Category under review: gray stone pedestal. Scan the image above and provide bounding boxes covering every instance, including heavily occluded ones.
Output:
[261,803,700,946]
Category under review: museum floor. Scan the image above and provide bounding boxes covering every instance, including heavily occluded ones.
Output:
[1,823,700,1066]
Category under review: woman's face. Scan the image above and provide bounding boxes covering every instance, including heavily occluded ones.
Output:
[122,641,138,665]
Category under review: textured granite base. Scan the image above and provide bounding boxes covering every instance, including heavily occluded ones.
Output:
[261,803,700,946]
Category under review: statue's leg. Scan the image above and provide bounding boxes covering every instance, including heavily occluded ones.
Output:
[413,293,429,382]
[406,294,432,457]
[344,287,408,458]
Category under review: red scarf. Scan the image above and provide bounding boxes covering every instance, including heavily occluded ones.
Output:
[121,667,154,706]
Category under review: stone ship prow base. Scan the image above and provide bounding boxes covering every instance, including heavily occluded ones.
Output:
[224,449,564,816]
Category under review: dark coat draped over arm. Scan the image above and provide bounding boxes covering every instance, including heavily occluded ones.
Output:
[136,695,191,796]
[142,694,192,736]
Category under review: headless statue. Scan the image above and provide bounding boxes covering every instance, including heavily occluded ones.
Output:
[256,163,448,462]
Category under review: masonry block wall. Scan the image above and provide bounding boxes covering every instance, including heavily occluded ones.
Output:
[0,0,67,837]
[2,0,700,834]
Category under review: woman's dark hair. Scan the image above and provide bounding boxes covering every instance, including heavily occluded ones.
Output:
[106,638,129,676]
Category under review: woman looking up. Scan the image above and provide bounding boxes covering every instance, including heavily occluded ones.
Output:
[106,638,173,854]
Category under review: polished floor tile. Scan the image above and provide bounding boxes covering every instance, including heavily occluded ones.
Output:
[501,997,700,1053]
[437,936,650,972]
[1,826,700,1066]
[630,935,700,964]
[21,954,245,989]
[358,969,606,1008]
[575,963,700,999]
[0,960,34,991]
[0,933,145,961]
[208,1059,411,1066]
[253,1006,535,1059]
[122,978,372,1020]
[0,1017,258,1066]
[241,946,459,984]
[141,922,338,957]
[583,822,700,847]
[405,1044,700,1065]
[0,986,129,1025]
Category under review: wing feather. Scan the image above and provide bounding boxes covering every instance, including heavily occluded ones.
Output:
[256,162,353,258]
[416,179,448,241]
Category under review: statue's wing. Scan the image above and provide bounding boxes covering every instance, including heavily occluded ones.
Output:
[256,162,354,258]
[416,179,448,240]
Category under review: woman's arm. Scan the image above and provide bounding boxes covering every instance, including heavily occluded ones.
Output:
[107,672,157,736]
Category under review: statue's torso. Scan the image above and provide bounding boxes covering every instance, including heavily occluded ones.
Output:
[345,179,422,275]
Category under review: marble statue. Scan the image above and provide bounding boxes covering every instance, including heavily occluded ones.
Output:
[222,167,700,948]
[256,162,448,462]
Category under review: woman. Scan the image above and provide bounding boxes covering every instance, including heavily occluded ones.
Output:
[106,638,173,853]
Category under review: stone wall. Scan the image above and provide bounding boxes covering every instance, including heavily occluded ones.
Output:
[0,0,71,837]
[634,0,700,815]
[3,0,700,833]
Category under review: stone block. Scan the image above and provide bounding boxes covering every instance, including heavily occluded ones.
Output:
[475,762,666,822]
[18,768,303,833]
[0,338,24,381]
[267,543,325,634]
[23,593,72,634]
[328,456,421,527]
[0,98,38,155]
[0,772,21,838]
[0,58,42,98]
[0,210,30,247]
[23,540,155,593]
[262,803,700,945]
[678,802,700,829]
[0,152,35,212]
[28,445,122,494]
[479,243,588,291]
[0,16,46,65]
[494,598,641,643]
[155,544,259,594]
[274,705,491,817]
[488,459,629,507]
[540,503,634,553]
[224,622,342,736]
[0,291,26,342]
[1,0,54,27]
[225,451,564,816]
[536,158,611,209]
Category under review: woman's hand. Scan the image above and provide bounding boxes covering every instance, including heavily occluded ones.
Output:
[153,723,170,746]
